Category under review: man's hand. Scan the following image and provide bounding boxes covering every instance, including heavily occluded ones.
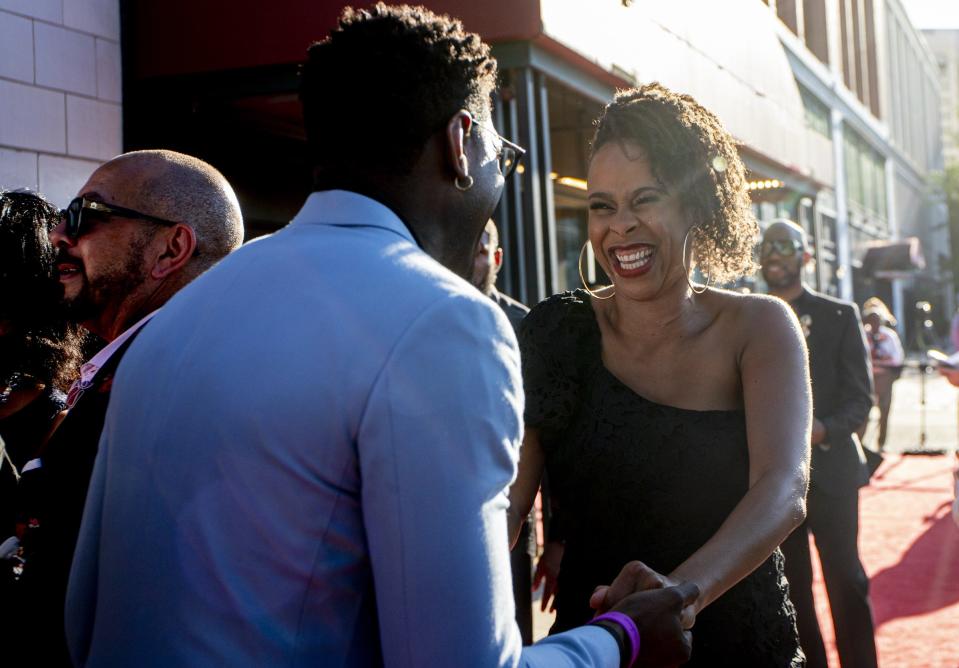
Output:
[607,580,700,667]
[588,561,668,614]
[811,418,827,445]
[589,561,696,630]
[532,541,564,612]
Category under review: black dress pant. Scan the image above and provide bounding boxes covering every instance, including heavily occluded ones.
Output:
[510,521,534,645]
[781,484,878,668]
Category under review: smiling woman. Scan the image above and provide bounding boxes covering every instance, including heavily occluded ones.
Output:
[507,83,812,666]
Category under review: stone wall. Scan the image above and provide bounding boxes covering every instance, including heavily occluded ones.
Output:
[0,0,121,206]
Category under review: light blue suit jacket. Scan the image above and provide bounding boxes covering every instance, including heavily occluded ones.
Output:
[65,191,618,667]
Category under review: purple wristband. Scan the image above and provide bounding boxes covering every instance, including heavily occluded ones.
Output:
[591,611,640,667]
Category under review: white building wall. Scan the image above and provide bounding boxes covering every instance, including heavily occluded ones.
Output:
[0,0,121,207]
[538,0,810,179]
[924,30,959,167]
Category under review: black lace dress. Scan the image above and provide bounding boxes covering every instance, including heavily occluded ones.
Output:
[519,291,803,667]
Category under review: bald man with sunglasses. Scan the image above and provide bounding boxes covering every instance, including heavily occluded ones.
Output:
[11,150,243,666]
[760,219,878,668]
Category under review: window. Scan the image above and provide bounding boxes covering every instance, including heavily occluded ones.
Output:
[799,85,830,137]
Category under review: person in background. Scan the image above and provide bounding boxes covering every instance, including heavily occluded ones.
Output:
[16,150,244,666]
[862,297,903,452]
[0,191,83,650]
[470,218,537,643]
[761,219,878,668]
[472,219,527,329]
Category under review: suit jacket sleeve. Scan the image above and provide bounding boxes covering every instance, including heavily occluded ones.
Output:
[821,303,874,444]
[358,295,618,668]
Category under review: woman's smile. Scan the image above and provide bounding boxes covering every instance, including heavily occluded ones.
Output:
[609,242,656,277]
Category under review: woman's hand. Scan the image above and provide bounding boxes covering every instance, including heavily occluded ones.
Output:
[532,540,564,612]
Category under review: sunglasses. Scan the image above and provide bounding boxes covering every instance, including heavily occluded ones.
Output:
[760,239,804,258]
[60,196,178,239]
[468,116,527,179]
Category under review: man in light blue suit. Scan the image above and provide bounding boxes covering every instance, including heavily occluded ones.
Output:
[65,5,697,667]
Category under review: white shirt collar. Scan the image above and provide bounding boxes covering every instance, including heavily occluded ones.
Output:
[77,310,161,387]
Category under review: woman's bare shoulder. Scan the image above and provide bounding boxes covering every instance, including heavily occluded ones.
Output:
[707,289,802,343]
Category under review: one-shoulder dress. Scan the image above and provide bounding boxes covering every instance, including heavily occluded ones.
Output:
[519,290,803,667]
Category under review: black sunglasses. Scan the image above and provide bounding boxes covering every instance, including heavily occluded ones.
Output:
[760,239,804,258]
[468,116,527,179]
[60,197,178,239]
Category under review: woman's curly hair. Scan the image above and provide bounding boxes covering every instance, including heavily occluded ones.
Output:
[0,190,83,390]
[589,82,758,284]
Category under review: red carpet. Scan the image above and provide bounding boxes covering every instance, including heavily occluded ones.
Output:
[809,454,959,667]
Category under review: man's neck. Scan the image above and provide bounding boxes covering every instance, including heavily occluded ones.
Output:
[85,287,169,342]
[768,281,805,303]
[313,165,478,281]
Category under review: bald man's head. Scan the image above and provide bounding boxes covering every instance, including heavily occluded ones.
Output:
[92,150,244,273]
[49,150,244,340]
[760,219,810,292]
[762,219,808,249]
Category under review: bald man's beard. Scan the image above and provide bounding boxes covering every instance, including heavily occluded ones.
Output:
[761,260,802,290]
[59,244,151,328]
[475,265,498,296]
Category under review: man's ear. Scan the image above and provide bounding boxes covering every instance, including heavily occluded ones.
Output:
[493,247,503,269]
[151,223,197,280]
[802,250,814,266]
[445,109,474,181]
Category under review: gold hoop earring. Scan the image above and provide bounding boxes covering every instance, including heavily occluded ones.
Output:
[578,241,615,300]
[682,227,710,295]
[454,175,474,191]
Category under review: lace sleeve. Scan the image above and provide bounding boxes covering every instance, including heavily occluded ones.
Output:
[518,291,593,441]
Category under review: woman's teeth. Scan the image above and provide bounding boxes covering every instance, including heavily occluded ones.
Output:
[615,248,653,270]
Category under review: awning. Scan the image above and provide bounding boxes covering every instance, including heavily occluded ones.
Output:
[860,238,925,279]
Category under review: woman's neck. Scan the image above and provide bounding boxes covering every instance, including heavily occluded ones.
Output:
[599,279,705,345]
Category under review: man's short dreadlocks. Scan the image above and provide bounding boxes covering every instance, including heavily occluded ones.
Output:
[301,3,498,181]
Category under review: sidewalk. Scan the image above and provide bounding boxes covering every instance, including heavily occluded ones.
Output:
[868,365,958,455]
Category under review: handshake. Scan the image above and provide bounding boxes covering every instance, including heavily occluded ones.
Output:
[587,561,700,667]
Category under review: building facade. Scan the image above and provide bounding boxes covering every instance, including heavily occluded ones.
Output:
[924,27,959,323]
[0,0,122,206]
[924,29,959,166]
[2,0,947,339]
[770,0,946,340]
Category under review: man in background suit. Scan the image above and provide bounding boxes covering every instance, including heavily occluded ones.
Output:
[470,219,535,643]
[15,150,243,665]
[761,219,877,668]
[471,219,528,330]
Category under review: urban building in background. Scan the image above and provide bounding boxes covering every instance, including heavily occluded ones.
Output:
[0,0,952,344]
[926,28,959,165]
[924,26,959,325]
[0,0,122,206]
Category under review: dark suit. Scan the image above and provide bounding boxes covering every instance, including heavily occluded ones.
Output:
[13,335,137,666]
[490,287,535,644]
[780,288,877,668]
